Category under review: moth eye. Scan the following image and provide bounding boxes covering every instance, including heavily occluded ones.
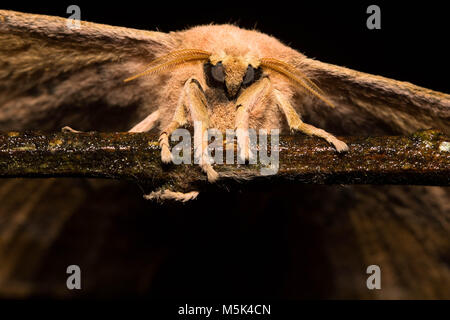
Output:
[211,62,225,83]
[242,65,255,86]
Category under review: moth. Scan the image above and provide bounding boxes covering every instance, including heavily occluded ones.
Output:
[0,10,449,201]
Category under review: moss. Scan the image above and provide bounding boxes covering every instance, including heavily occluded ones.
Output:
[0,130,448,191]
[439,141,450,153]
[411,129,442,142]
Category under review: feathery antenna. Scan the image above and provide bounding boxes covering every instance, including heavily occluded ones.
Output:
[260,58,335,108]
[124,49,212,83]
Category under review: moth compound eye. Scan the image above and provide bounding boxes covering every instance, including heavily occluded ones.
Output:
[211,62,225,83]
[204,62,224,89]
[242,65,255,86]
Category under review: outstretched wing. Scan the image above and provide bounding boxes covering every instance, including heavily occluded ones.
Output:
[294,56,450,135]
[0,11,180,297]
[0,10,178,131]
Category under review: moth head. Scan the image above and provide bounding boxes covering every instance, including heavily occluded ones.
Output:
[204,54,262,99]
[124,49,334,108]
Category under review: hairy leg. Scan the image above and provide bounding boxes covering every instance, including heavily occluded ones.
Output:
[129,110,160,133]
[274,89,349,152]
[61,126,83,133]
[158,88,188,163]
[159,77,218,182]
[235,77,272,161]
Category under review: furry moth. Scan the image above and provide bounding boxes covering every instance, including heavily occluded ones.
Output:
[0,10,449,201]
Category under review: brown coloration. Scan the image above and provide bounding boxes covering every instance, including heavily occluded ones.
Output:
[124,45,350,183]
[2,10,448,192]
[0,10,449,299]
[260,57,335,108]
[0,9,448,193]
[0,130,448,190]
[123,49,212,83]
[221,55,249,98]
[1,10,448,137]
[123,47,345,177]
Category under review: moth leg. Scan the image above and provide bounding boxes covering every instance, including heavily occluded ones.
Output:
[158,88,189,164]
[144,189,199,202]
[129,110,160,133]
[186,78,218,182]
[160,77,218,182]
[62,110,160,134]
[235,77,272,162]
[274,89,349,152]
[61,126,83,133]
[130,99,201,201]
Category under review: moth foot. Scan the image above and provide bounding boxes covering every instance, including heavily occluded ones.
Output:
[144,189,199,202]
[236,129,253,164]
[330,138,349,153]
[161,144,173,163]
[203,163,219,182]
[159,133,173,163]
[61,126,83,133]
[239,146,256,164]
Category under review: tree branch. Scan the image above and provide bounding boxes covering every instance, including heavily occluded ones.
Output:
[0,130,448,192]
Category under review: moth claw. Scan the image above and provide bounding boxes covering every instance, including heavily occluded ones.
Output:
[61,126,82,133]
[205,165,219,182]
[240,149,254,165]
[332,139,349,153]
[161,145,173,163]
[238,148,249,163]
[236,132,252,164]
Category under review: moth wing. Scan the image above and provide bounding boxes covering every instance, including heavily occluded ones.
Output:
[0,9,179,131]
[293,57,450,135]
[0,11,180,296]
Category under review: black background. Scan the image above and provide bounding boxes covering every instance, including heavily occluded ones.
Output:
[3,1,448,93]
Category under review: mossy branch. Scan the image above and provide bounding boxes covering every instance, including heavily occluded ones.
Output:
[0,130,448,193]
